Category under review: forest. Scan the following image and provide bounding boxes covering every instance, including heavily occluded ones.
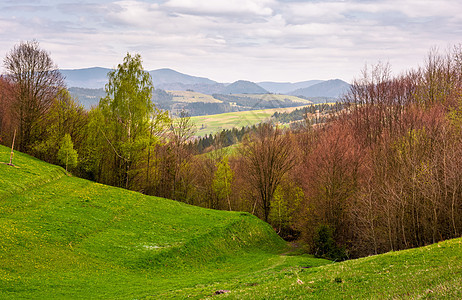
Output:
[1,41,462,260]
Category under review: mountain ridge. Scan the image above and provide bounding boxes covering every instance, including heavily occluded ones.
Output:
[61,67,350,97]
[257,80,323,94]
[290,79,350,99]
[222,80,268,94]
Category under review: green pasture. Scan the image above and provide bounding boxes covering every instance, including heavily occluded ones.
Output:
[167,90,222,103]
[1,145,461,299]
[191,106,310,137]
[232,94,312,104]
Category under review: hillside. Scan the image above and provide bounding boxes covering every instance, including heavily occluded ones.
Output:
[62,68,218,89]
[0,145,309,298]
[68,87,312,115]
[150,68,217,85]
[167,90,222,103]
[222,80,268,94]
[63,68,350,102]
[258,80,323,94]
[291,79,350,99]
[232,93,312,105]
[191,107,293,137]
[218,238,462,299]
[1,145,461,298]
[61,67,111,89]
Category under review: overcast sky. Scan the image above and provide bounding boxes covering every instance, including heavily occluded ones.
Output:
[1,0,461,83]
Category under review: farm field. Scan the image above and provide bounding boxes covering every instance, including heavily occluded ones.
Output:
[232,93,313,104]
[191,105,312,137]
[0,145,461,299]
[167,90,222,103]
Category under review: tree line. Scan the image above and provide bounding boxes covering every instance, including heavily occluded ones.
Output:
[1,41,462,260]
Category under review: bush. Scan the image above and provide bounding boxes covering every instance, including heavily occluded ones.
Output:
[312,224,347,261]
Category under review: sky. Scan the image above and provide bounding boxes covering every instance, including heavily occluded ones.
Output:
[0,0,461,83]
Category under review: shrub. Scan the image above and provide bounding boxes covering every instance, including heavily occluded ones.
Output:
[312,224,347,261]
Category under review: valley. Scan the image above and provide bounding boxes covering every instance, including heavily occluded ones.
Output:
[2,39,462,299]
[1,145,461,299]
[65,67,347,117]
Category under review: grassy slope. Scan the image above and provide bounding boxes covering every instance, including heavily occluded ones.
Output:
[0,145,327,299]
[232,94,312,104]
[167,90,222,103]
[1,145,461,299]
[166,91,311,105]
[191,105,312,137]
[219,239,462,299]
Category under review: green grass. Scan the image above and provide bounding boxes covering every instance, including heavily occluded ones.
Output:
[218,239,462,299]
[0,145,328,299]
[167,90,222,103]
[191,106,311,137]
[1,145,461,299]
[0,148,66,199]
[232,94,312,104]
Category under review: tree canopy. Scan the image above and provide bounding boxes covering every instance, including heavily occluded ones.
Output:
[3,40,65,152]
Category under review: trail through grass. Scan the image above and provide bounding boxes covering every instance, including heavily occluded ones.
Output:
[0,145,329,298]
[1,145,461,299]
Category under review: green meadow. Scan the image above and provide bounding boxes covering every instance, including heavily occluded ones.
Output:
[167,90,222,103]
[231,94,312,104]
[1,144,461,299]
[191,106,310,137]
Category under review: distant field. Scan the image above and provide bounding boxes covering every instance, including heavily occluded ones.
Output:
[166,91,311,105]
[191,105,311,137]
[167,90,222,103]
[233,93,312,104]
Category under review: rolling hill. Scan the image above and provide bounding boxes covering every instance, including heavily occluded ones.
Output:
[60,67,347,98]
[258,80,323,94]
[222,80,268,94]
[0,144,296,298]
[61,67,111,89]
[68,87,312,115]
[62,68,218,89]
[1,145,461,298]
[191,105,313,137]
[150,68,217,85]
[290,79,350,99]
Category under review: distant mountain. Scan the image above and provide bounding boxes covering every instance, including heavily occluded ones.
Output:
[222,80,268,94]
[290,79,350,99]
[61,67,218,89]
[61,67,111,89]
[63,67,350,103]
[150,68,217,85]
[68,87,105,109]
[258,80,323,94]
[156,82,226,94]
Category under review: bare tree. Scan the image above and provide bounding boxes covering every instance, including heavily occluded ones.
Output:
[0,77,15,145]
[240,123,295,222]
[3,40,65,152]
[169,111,196,201]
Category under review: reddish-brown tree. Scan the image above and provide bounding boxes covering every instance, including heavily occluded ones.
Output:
[3,40,65,152]
[239,123,296,222]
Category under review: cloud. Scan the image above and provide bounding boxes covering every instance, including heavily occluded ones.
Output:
[164,0,276,17]
[0,0,461,82]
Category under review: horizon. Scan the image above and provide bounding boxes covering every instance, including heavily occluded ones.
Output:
[1,0,461,83]
[59,66,343,84]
